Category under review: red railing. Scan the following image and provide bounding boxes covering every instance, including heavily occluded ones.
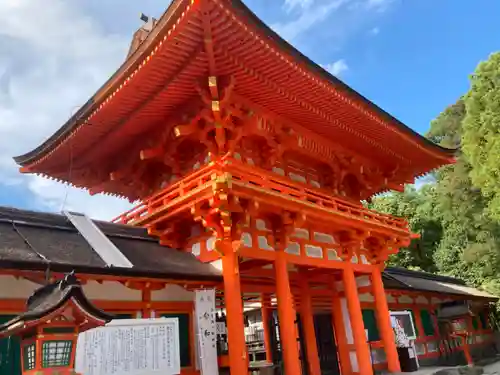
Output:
[223,160,408,230]
[113,157,408,231]
[112,162,220,225]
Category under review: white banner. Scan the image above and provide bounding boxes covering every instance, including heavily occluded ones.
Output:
[75,318,180,375]
[195,289,219,375]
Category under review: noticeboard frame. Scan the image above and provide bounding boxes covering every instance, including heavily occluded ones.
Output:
[390,310,417,340]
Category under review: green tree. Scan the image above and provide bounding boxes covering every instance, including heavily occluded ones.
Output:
[370,185,441,272]
[427,98,500,294]
[373,95,500,298]
[462,52,500,220]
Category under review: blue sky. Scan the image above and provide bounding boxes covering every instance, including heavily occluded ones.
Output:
[0,0,498,219]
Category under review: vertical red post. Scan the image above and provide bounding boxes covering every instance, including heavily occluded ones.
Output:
[453,333,473,366]
[222,243,248,375]
[260,294,273,363]
[275,250,302,375]
[371,267,401,372]
[142,287,152,318]
[332,286,352,375]
[299,275,321,375]
[413,308,425,339]
[343,266,373,375]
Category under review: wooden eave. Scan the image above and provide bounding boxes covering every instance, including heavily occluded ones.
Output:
[14,0,456,187]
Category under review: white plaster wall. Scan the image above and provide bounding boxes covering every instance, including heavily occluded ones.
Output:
[349,351,359,372]
[83,280,142,301]
[334,274,372,291]
[340,296,367,372]
[359,293,375,302]
[356,275,371,288]
[415,295,429,304]
[397,295,414,304]
[386,293,397,303]
[0,276,40,299]
[340,297,354,344]
[152,284,194,301]
[0,276,196,303]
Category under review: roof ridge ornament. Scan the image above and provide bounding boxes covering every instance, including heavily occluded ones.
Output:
[126,13,158,58]
[140,13,156,32]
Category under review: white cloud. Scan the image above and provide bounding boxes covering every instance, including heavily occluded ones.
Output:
[272,0,395,45]
[0,0,396,221]
[367,0,394,11]
[323,59,349,76]
[284,0,315,12]
[273,0,349,41]
[27,177,133,220]
[0,0,134,220]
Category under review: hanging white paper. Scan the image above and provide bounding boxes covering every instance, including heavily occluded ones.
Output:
[75,318,180,375]
[195,289,219,375]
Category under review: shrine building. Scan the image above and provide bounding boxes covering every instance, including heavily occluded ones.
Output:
[2,0,498,374]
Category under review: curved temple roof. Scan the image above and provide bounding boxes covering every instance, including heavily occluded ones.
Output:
[14,0,456,186]
[0,272,114,337]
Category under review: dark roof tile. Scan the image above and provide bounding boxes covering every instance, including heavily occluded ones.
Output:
[0,222,41,262]
[0,206,221,281]
[111,237,220,278]
[16,225,106,267]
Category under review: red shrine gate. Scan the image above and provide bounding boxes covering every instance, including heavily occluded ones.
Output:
[13,0,456,374]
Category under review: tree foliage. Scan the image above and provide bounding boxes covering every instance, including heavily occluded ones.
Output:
[370,186,441,272]
[463,52,500,221]
[372,52,500,298]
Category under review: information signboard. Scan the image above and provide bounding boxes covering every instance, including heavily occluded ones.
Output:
[75,318,180,375]
[390,310,417,340]
[195,289,219,375]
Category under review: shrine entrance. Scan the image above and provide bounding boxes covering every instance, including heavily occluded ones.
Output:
[268,311,340,375]
[314,314,340,375]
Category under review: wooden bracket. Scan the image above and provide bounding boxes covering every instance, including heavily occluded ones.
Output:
[190,173,254,256]
[268,210,307,250]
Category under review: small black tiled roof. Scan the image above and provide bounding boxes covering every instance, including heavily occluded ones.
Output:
[0,273,114,336]
[384,267,497,300]
[25,272,114,321]
[0,206,221,281]
[385,266,466,286]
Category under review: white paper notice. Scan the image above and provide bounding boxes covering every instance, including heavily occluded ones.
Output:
[195,289,219,375]
[75,318,180,375]
[408,347,415,359]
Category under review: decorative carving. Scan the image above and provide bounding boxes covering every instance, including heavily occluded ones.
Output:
[267,210,307,250]
[361,235,411,265]
[190,172,255,255]
[148,221,192,249]
[334,229,368,261]
[193,75,246,155]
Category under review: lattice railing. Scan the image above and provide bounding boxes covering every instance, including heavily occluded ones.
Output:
[112,157,408,232]
[112,162,219,225]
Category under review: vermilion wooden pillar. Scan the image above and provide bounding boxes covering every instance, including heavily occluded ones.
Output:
[221,243,249,375]
[371,267,401,373]
[275,249,302,375]
[331,283,352,375]
[414,309,425,339]
[299,276,321,375]
[260,294,273,363]
[142,288,152,318]
[343,266,372,375]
